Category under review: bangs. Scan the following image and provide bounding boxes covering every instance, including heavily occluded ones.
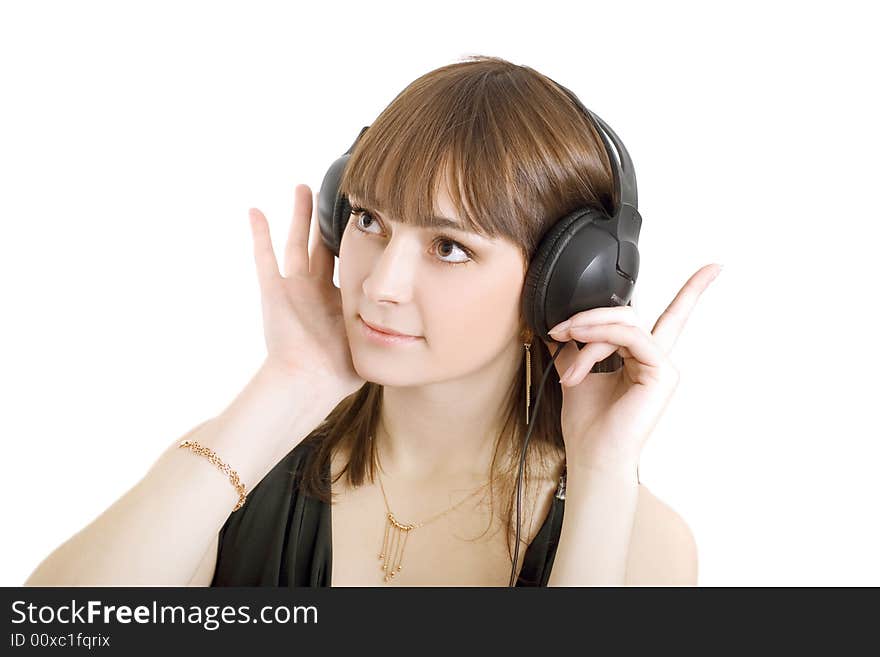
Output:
[338,105,514,241]
[336,55,614,261]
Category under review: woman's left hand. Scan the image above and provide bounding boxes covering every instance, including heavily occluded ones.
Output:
[543,263,723,475]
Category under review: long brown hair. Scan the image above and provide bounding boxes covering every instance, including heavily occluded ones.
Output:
[298,54,615,577]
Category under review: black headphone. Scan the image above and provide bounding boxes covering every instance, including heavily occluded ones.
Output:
[316,77,641,587]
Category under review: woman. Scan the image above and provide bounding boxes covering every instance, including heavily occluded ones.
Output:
[25,55,717,587]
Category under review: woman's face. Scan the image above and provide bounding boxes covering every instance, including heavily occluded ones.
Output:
[338,181,528,387]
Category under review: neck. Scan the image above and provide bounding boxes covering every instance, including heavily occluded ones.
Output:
[374,338,523,488]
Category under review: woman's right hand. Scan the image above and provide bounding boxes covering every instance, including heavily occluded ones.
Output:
[248,184,365,398]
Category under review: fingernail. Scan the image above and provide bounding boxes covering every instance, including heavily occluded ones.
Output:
[559,366,573,384]
[551,319,571,333]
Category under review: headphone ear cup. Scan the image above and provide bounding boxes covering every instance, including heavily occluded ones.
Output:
[523,207,606,341]
[317,154,350,257]
[331,191,351,255]
[319,126,370,258]
[522,206,632,374]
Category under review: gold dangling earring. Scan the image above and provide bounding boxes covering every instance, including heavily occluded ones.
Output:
[523,331,532,426]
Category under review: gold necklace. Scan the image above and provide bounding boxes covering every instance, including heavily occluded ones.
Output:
[371,435,495,584]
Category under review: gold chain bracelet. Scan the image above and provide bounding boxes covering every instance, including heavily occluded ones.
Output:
[178,439,248,512]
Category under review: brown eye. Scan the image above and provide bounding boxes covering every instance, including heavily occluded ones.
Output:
[431,237,472,266]
[350,206,381,234]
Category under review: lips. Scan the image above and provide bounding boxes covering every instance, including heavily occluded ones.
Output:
[359,316,420,338]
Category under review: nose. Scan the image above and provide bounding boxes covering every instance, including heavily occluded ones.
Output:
[361,235,418,305]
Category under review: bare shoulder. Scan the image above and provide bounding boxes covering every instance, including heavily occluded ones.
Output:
[624,484,699,586]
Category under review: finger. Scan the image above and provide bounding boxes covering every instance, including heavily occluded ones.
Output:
[651,263,722,354]
[249,207,283,296]
[548,304,645,336]
[283,184,313,278]
[558,341,623,386]
[548,308,641,342]
[567,323,665,375]
[308,189,335,280]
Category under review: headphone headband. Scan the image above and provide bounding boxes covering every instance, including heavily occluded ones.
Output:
[544,77,638,210]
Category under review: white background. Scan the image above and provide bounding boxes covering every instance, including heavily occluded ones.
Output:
[2,0,877,586]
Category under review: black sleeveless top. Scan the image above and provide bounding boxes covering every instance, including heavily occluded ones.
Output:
[211,439,566,587]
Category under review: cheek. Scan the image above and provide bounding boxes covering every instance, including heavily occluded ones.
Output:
[427,276,521,345]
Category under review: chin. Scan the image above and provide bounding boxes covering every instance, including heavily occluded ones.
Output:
[350,354,421,388]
